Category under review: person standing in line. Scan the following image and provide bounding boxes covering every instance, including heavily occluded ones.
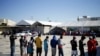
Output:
[27,37,34,56]
[58,35,65,56]
[19,36,24,56]
[9,34,17,56]
[27,42,31,56]
[87,37,93,56]
[23,36,28,56]
[35,34,42,56]
[92,35,98,56]
[50,35,58,56]
[79,35,86,56]
[27,41,34,56]
[44,36,49,56]
[70,36,77,56]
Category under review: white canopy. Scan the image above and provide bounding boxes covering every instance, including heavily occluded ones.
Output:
[38,21,62,26]
[16,20,35,25]
[16,20,62,26]
[59,21,100,27]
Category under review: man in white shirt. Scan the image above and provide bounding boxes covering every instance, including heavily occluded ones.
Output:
[58,35,65,56]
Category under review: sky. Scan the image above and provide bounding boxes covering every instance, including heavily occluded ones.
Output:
[0,0,100,22]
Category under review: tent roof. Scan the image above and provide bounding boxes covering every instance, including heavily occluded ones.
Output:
[59,21,100,27]
[16,20,35,25]
[38,21,62,26]
[83,21,100,26]
[16,20,62,26]
[16,20,100,27]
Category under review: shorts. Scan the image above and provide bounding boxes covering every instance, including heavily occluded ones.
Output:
[37,48,42,54]
[71,50,78,55]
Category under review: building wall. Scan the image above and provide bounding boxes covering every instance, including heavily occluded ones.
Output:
[0,19,16,26]
[0,19,6,24]
[44,26,51,34]
[7,19,16,26]
[78,16,100,21]
[32,26,44,34]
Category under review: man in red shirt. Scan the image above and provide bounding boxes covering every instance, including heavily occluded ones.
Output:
[87,37,93,56]
[92,35,98,56]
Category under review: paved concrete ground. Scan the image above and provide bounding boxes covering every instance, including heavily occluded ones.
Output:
[0,35,100,56]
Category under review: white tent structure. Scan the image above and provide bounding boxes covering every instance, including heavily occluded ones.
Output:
[31,21,62,34]
[57,20,100,35]
[16,20,62,26]
[83,21,100,27]
[59,21,100,27]
[38,21,62,26]
[16,20,36,26]
[16,19,100,34]
[16,20,62,34]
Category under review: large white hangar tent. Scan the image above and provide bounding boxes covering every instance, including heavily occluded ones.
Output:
[58,20,100,35]
[16,20,36,26]
[16,20,62,34]
[59,21,100,27]
[16,20,62,26]
[16,19,100,35]
[83,21,100,27]
[30,21,62,34]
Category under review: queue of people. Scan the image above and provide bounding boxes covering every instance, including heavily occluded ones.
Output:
[9,33,98,56]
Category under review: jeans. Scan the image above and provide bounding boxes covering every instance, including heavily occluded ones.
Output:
[88,51,92,56]
[80,49,85,56]
[58,48,64,56]
[20,46,24,56]
[44,49,48,56]
[92,49,97,56]
[52,48,56,56]
[10,46,15,56]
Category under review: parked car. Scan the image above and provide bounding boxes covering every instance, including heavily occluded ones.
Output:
[15,31,32,37]
[31,31,38,37]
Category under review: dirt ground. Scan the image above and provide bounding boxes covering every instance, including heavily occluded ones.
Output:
[0,35,100,56]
